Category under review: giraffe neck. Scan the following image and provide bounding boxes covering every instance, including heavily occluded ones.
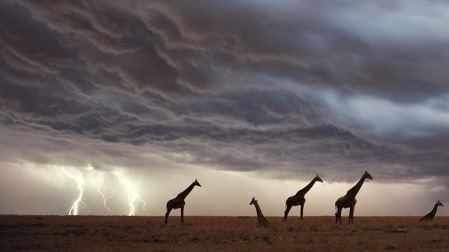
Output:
[177,182,195,200]
[347,176,366,197]
[297,178,317,195]
[253,201,265,219]
[429,203,439,217]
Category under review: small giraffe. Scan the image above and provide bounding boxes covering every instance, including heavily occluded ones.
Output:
[335,171,373,225]
[249,197,269,227]
[284,174,323,220]
[165,179,201,224]
[420,200,444,221]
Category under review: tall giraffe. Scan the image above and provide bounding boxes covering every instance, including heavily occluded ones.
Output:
[249,197,269,227]
[284,174,323,220]
[420,200,444,221]
[335,171,373,225]
[165,179,201,224]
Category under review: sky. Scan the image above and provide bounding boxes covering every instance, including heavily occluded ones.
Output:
[1,0,449,217]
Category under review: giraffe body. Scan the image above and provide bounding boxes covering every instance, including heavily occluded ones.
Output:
[420,200,443,221]
[335,171,372,225]
[286,196,305,207]
[166,198,185,210]
[250,197,269,227]
[284,175,323,220]
[335,195,356,209]
[165,179,201,224]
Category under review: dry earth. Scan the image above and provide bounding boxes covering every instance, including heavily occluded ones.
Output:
[1,216,448,251]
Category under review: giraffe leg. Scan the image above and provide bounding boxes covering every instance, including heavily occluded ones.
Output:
[349,206,355,224]
[339,209,342,225]
[165,208,172,224]
[336,207,342,225]
[180,206,184,223]
[300,204,304,221]
[284,204,292,220]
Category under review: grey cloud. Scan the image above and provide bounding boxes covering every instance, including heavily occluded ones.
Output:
[140,0,449,101]
[12,0,449,100]
[1,0,449,185]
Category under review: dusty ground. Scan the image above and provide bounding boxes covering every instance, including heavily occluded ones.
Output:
[0,216,448,251]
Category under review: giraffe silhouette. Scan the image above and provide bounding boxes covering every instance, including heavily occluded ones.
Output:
[284,174,323,220]
[420,200,444,221]
[249,197,269,227]
[165,179,201,224]
[335,171,373,224]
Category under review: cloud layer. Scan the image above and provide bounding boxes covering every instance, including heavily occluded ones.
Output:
[1,0,449,186]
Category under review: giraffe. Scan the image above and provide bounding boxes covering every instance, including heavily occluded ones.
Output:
[420,200,444,221]
[335,171,373,225]
[284,174,323,220]
[249,197,269,227]
[165,179,201,224]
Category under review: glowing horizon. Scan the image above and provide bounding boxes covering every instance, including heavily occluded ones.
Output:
[1,162,447,217]
[1,0,449,218]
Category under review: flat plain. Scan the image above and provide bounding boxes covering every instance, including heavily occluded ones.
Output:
[1,216,448,251]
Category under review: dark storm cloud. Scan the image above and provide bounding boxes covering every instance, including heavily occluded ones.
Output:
[130,0,449,101]
[1,0,449,183]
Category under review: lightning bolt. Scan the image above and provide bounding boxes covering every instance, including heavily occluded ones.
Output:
[94,182,116,213]
[61,166,144,216]
[93,178,111,212]
[62,167,85,215]
[113,170,146,216]
[86,165,112,213]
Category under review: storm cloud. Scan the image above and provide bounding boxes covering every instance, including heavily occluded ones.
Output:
[1,0,449,189]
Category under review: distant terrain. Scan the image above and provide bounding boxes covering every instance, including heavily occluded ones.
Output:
[1,216,448,251]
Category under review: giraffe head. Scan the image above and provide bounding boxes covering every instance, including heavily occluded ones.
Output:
[315,174,323,183]
[363,171,373,180]
[437,200,444,207]
[193,179,201,187]
[249,197,257,205]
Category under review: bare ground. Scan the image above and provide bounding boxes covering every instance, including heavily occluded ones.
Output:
[1,216,448,251]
